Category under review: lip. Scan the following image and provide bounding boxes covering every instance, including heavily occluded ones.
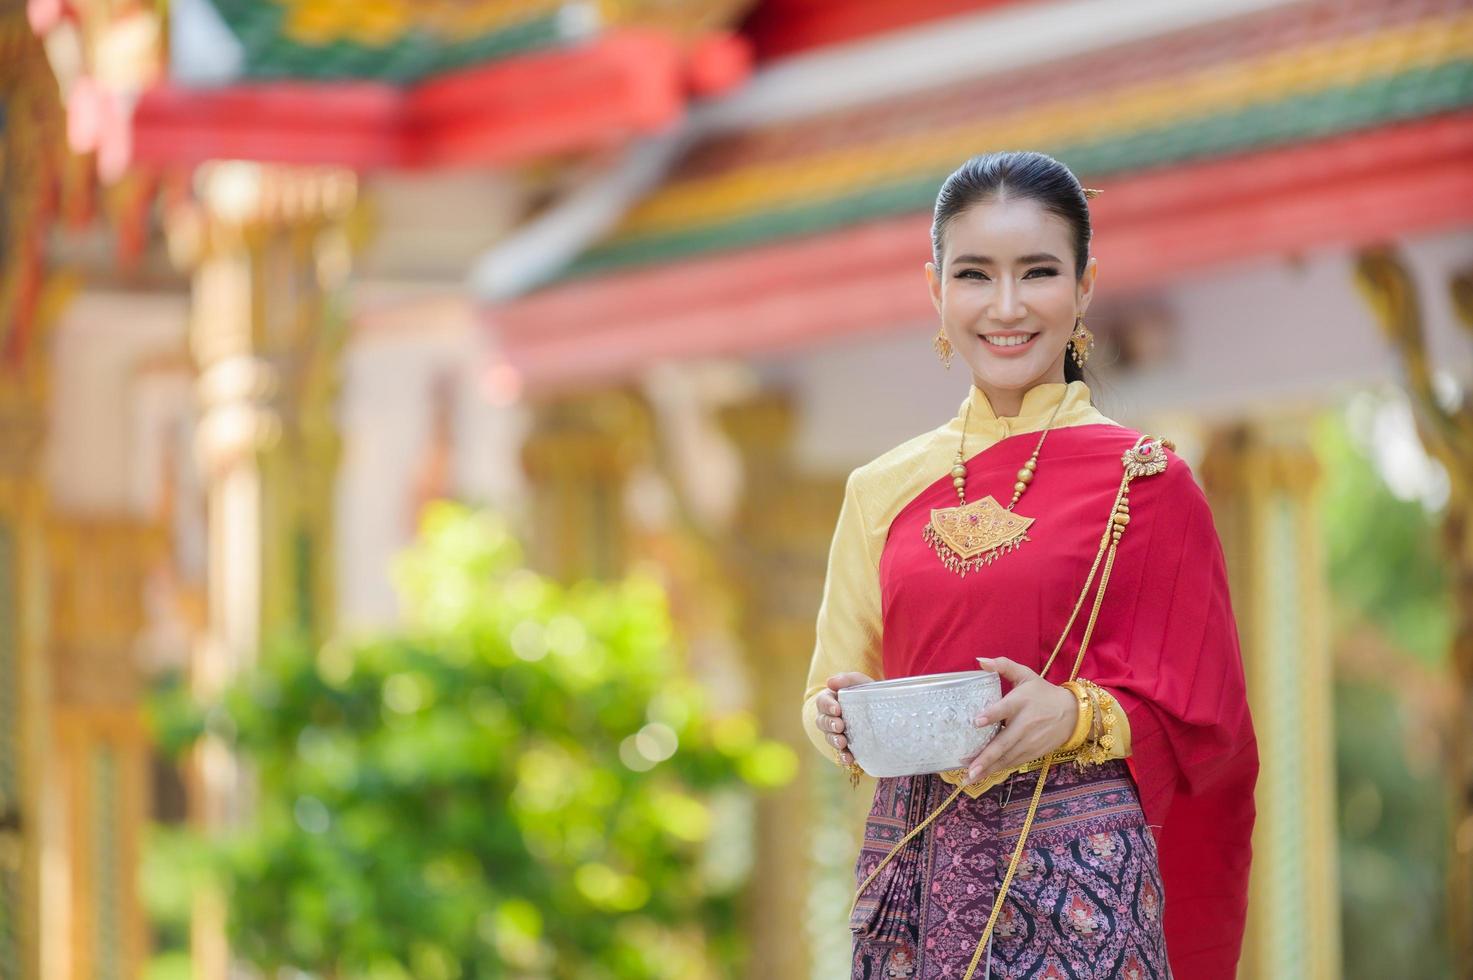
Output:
[977,331,1039,355]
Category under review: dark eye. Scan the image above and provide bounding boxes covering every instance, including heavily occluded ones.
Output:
[1025,267,1059,278]
[955,269,986,280]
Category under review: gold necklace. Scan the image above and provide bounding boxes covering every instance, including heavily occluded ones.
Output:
[921,386,1069,577]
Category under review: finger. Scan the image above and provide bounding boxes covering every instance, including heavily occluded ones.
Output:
[966,730,1009,779]
[986,738,1037,778]
[968,726,1021,782]
[838,749,854,765]
[960,705,1011,766]
[975,691,1021,728]
[958,745,987,769]
[816,691,840,716]
[814,712,845,735]
[976,656,1038,686]
[829,733,848,752]
[826,672,872,692]
[987,715,1062,775]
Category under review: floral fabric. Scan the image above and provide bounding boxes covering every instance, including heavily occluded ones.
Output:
[851,759,1171,980]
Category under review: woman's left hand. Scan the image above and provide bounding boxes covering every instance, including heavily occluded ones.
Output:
[962,656,1078,784]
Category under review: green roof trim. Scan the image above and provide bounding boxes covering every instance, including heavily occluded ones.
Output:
[553,59,1473,283]
[204,1,572,83]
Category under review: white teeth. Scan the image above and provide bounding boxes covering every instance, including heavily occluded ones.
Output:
[983,334,1036,348]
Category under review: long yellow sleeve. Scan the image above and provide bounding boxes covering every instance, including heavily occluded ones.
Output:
[800,468,884,764]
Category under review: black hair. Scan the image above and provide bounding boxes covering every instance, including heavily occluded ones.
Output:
[930,150,1093,384]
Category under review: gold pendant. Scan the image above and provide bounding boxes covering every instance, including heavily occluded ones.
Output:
[922,495,1034,577]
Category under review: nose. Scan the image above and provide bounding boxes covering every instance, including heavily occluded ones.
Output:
[990,278,1028,323]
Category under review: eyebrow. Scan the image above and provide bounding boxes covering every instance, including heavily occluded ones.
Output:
[950,252,1062,266]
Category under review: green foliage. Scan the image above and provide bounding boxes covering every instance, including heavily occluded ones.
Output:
[146,502,794,978]
[138,822,204,980]
[1332,679,1450,977]
[1316,407,1449,665]
[1314,404,1452,978]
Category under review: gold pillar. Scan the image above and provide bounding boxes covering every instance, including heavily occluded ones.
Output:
[1,14,66,978]
[0,357,48,980]
[165,162,356,978]
[46,519,161,979]
[1355,246,1473,971]
[717,389,860,980]
[519,387,652,582]
[1200,423,1341,980]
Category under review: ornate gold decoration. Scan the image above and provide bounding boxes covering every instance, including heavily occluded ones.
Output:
[936,752,1050,799]
[1122,438,1169,479]
[923,496,1033,569]
[933,327,954,369]
[1057,679,1094,752]
[920,387,1069,577]
[1071,679,1120,767]
[1068,315,1094,368]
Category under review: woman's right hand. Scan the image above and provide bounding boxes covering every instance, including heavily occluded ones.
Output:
[815,672,875,766]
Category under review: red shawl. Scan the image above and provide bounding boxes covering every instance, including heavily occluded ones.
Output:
[878,422,1259,979]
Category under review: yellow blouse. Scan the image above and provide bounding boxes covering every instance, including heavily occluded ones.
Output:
[800,379,1133,791]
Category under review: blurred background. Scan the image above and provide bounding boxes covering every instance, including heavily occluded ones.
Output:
[2,0,1472,977]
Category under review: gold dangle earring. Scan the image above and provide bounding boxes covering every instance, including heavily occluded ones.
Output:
[1068,314,1094,368]
[933,326,954,369]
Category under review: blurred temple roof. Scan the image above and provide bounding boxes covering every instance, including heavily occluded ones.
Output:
[24,0,1473,389]
[479,0,1473,389]
[172,0,588,85]
[127,0,759,169]
[553,0,1473,281]
[170,0,758,84]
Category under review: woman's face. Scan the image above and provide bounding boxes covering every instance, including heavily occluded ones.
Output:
[924,195,1096,395]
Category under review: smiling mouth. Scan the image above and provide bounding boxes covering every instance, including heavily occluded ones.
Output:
[979,333,1039,348]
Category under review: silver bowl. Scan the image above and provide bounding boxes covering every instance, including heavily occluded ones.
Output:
[837,669,1003,777]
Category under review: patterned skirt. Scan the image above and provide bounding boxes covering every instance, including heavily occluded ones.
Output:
[850,758,1171,980]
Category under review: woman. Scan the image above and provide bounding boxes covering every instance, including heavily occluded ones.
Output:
[802,151,1258,980]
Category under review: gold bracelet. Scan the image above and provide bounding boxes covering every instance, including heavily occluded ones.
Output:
[1062,680,1097,769]
[1074,679,1119,766]
[1096,685,1120,759]
[1057,680,1093,752]
[1087,682,1102,744]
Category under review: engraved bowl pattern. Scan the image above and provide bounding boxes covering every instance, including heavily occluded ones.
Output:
[837,670,1003,777]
